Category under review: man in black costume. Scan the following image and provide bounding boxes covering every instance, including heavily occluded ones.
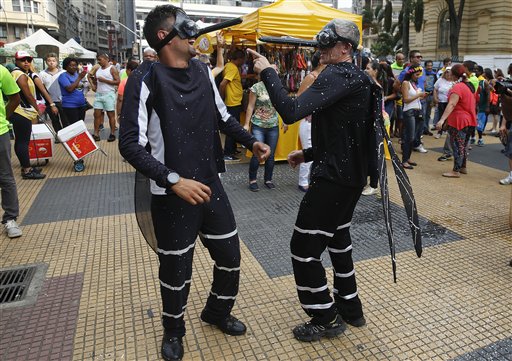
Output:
[248,18,373,342]
[119,5,270,360]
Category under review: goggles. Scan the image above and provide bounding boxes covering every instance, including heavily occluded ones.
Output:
[154,9,199,53]
[315,23,355,49]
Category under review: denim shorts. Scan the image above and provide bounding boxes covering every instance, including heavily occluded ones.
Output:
[94,91,116,111]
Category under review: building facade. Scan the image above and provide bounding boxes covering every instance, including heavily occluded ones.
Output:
[0,0,58,43]
[409,0,512,70]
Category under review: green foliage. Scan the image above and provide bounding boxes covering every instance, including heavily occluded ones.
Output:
[371,32,395,58]
[413,0,424,33]
[384,0,393,33]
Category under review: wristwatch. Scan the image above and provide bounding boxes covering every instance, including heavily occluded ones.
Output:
[166,172,180,187]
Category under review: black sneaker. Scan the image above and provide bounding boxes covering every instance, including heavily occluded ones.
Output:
[200,312,247,336]
[437,154,452,161]
[161,332,184,361]
[342,315,366,327]
[22,169,46,180]
[292,314,346,342]
[107,134,116,142]
[223,155,240,162]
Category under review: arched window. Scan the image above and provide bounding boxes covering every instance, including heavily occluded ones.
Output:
[438,10,450,48]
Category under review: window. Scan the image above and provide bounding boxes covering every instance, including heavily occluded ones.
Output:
[12,0,21,11]
[33,1,39,13]
[438,10,450,48]
[23,0,31,12]
[0,25,7,39]
[14,26,21,39]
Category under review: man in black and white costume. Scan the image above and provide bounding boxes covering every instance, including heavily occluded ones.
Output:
[119,5,270,361]
[248,19,373,342]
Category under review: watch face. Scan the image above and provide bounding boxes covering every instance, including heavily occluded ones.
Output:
[167,172,180,184]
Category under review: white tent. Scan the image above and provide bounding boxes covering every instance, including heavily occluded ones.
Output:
[64,38,97,59]
[5,29,78,56]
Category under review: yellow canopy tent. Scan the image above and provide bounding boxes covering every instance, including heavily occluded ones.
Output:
[222,0,362,45]
[223,0,362,161]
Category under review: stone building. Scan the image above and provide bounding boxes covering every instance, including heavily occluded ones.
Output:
[409,0,512,70]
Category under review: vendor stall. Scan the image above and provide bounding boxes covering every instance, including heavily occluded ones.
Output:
[221,0,362,161]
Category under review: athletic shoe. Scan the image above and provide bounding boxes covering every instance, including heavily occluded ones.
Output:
[107,134,116,142]
[477,139,484,146]
[362,185,378,196]
[298,185,309,192]
[499,175,512,185]
[413,144,428,153]
[223,155,240,162]
[342,315,367,327]
[434,133,441,139]
[4,220,22,238]
[469,138,476,144]
[22,169,46,180]
[437,154,452,161]
[264,181,276,189]
[292,314,346,342]
[249,182,259,192]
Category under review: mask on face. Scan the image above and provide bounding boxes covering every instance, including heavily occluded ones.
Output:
[315,19,360,50]
[154,9,199,53]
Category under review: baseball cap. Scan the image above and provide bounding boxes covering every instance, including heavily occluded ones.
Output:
[15,50,33,60]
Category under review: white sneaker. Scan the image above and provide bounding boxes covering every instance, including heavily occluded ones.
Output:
[4,220,22,238]
[499,176,512,185]
[434,133,441,139]
[413,144,428,153]
[362,186,379,196]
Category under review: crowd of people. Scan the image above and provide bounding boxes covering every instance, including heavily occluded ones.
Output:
[1,5,512,360]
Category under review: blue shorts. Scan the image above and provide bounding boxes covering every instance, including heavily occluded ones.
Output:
[476,112,487,132]
[94,92,116,112]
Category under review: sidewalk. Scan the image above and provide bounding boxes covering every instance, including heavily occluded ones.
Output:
[0,112,511,361]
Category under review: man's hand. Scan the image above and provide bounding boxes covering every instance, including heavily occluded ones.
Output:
[252,141,270,162]
[50,105,59,115]
[171,178,211,205]
[287,150,305,168]
[246,49,272,74]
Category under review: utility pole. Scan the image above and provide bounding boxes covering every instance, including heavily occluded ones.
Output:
[98,17,142,60]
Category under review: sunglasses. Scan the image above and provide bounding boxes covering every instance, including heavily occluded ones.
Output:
[18,57,33,63]
[413,55,423,59]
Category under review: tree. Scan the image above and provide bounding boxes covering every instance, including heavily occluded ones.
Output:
[371,32,395,58]
[401,0,424,57]
[445,0,466,57]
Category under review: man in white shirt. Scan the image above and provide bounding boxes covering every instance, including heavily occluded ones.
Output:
[90,53,120,142]
[39,53,67,133]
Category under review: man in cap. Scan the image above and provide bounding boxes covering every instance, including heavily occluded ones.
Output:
[248,18,373,342]
[119,5,270,360]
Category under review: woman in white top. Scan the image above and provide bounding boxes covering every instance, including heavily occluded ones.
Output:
[433,67,454,138]
[295,51,325,192]
[400,66,427,169]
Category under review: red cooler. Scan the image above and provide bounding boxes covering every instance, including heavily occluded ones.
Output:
[29,124,55,162]
[57,120,99,161]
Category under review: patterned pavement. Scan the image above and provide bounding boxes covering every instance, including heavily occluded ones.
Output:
[0,111,511,361]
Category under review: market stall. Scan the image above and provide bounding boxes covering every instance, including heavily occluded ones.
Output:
[221,0,362,161]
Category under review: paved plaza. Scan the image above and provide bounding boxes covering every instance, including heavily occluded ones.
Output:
[0,112,511,360]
